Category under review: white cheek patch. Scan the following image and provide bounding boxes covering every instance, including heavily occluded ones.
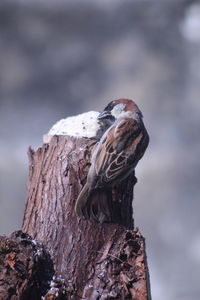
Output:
[111,103,126,118]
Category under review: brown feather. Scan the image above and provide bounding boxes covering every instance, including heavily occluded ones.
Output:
[75,99,149,222]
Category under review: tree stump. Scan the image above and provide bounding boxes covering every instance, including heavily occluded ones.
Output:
[21,135,151,299]
[0,231,54,300]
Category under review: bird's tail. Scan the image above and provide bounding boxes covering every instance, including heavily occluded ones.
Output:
[75,184,112,223]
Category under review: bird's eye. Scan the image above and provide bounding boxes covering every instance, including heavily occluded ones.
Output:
[104,103,114,111]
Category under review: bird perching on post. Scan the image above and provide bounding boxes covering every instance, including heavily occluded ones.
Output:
[75,99,149,223]
[22,98,151,299]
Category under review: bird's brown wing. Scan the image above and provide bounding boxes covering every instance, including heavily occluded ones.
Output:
[93,118,148,187]
[75,118,149,222]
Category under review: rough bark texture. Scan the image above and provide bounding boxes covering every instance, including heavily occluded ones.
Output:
[20,135,151,299]
[0,231,54,300]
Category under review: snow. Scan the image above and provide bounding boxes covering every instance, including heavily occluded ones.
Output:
[44,111,101,142]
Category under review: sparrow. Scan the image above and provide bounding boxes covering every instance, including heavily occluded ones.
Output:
[75,99,149,223]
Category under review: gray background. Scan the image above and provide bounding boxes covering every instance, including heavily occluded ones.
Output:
[0,1,200,299]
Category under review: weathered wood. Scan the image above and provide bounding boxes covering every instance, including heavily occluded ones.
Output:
[22,135,151,299]
[0,231,54,300]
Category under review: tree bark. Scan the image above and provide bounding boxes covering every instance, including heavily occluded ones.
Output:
[0,231,54,300]
[21,135,151,299]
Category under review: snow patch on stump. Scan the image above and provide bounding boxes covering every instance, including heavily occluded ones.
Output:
[43,111,100,143]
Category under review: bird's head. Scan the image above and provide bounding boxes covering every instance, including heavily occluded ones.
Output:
[97,99,143,121]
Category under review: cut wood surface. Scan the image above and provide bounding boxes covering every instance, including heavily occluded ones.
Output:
[21,135,151,299]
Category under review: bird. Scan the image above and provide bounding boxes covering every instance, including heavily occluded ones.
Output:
[75,99,149,223]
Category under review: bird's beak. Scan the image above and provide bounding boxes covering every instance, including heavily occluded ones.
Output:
[97,110,112,120]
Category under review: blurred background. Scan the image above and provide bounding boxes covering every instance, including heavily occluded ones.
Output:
[0,0,200,299]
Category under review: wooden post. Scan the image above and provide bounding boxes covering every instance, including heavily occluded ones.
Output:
[0,231,54,300]
[21,135,151,299]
